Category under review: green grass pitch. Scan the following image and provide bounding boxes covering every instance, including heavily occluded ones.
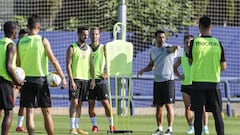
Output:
[5,114,240,135]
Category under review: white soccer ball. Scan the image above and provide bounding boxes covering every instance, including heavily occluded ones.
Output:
[15,67,25,81]
[47,72,61,87]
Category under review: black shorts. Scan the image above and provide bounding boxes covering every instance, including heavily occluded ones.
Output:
[181,85,192,96]
[69,79,89,101]
[20,79,51,108]
[0,77,14,110]
[190,82,222,112]
[88,79,109,101]
[153,80,175,106]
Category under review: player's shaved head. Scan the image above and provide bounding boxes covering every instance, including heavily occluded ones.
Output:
[27,14,41,30]
[199,16,211,29]
[4,21,18,37]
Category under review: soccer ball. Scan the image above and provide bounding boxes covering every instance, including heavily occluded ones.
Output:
[47,72,61,87]
[15,67,25,81]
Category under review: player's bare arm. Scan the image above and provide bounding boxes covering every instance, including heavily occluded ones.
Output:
[168,45,180,53]
[173,57,184,80]
[188,59,193,65]
[89,49,96,89]
[16,42,21,67]
[43,37,67,89]
[66,45,77,91]
[7,43,23,86]
[101,45,108,79]
[137,58,154,78]
[221,62,227,71]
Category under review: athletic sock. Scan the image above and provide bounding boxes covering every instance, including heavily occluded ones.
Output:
[17,116,24,127]
[75,118,80,129]
[168,126,172,132]
[70,118,75,129]
[90,117,97,126]
[158,126,163,131]
[107,117,112,125]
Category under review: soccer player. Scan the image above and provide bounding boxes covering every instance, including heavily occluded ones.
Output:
[137,30,180,135]
[17,14,67,135]
[0,21,24,135]
[15,29,28,132]
[188,16,226,135]
[66,26,95,134]
[88,27,116,132]
[174,34,209,134]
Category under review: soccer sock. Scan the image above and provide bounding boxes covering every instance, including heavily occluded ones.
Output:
[17,116,24,127]
[107,117,112,126]
[168,126,172,132]
[90,117,97,126]
[203,125,208,129]
[75,118,80,129]
[158,126,163,131]
[70,118,75,129]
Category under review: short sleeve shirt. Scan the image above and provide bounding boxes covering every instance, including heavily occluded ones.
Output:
[150,43,177,82]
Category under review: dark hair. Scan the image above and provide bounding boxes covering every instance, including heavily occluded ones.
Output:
[155,30,165,37]
[27,14,41,30]
[184,34,194,42]
[199,15,211,29]
[19,29,27,35]
[4,21,18,37]
[77,26,88,34]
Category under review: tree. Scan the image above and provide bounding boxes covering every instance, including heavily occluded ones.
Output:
[11,15,27,29]
[14,0,62,30]
[126,0,196,53]
[192,0,240,26]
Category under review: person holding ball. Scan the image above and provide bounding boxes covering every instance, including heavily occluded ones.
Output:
[17,14,67,135]
[0,21,24,135]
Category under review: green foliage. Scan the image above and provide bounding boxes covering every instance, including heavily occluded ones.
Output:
[10,16,27,29]
[127,0,196,44]
[192,0,209,18]
[62,0,118,31]
[226,0,235,20]
[49,0,62,15]
[64,17,79,31]
[47,0,62,29]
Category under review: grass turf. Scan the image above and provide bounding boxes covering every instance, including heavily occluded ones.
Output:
[5,114,240,135]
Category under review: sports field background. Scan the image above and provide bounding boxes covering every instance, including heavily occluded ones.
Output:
[0,1,240,109]
[5,114,240,135]
[1,1,240,134]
